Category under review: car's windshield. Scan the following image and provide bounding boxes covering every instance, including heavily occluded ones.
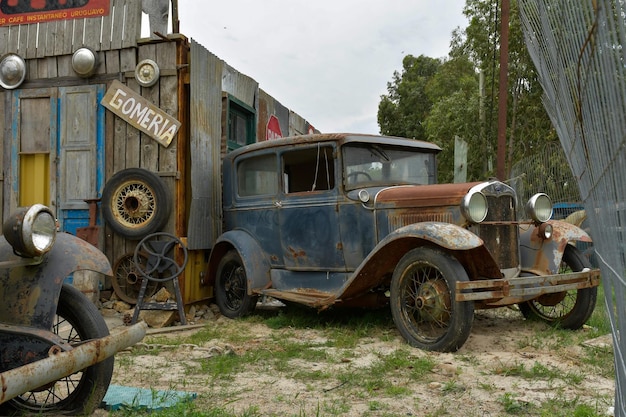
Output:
[343,143,436,190]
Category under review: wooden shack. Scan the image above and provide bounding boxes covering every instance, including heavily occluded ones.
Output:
[0,0,316,306]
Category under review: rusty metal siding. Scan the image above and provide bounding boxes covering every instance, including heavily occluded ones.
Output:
[257,89,290,140]
[0,92,5,222]
[0,0,141,57]
[187,40,223,250]
[289,110,315,136]
[222,63,258,109]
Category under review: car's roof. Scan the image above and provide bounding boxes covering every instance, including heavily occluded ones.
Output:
[225,133,442,160]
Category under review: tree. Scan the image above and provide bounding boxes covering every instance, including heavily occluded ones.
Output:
[457,0,557,176]
[424,56,481,183]
[377,55,442,140]
[378,0,558,182]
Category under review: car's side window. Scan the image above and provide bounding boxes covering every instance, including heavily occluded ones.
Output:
[237,154,278,197]
[282,145,335,193]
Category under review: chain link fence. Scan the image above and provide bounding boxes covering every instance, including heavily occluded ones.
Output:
[518,1,626,414]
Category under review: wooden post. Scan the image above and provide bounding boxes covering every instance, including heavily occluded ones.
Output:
[497,0,510,180]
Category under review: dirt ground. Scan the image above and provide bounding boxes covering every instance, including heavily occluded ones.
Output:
[99,305,616,417]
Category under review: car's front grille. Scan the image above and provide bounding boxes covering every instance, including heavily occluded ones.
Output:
[473,194,519,270]
[388,211,454,231]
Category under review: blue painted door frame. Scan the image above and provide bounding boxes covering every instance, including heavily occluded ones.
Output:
[10,85,105,235]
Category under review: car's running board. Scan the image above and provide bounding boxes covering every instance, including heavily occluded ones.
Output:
[260,289,336,309]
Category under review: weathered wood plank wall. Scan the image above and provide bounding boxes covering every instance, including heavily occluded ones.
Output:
[104,40,181,268]
[0,0,318,304]
[0,0,141,57]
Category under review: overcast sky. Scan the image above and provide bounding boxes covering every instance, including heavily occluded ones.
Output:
[174,1,468,135]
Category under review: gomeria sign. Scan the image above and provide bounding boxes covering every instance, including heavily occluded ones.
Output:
[102,80,180,148]
[0,0,110,26]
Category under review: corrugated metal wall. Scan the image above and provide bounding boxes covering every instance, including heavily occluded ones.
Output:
[187,40,223,250]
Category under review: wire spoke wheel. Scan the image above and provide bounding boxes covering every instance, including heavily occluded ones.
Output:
[391,247,473,352]
[519,245,597,329]
[215,250,258,318]
[223,264,246,310]
[400,265,452,342]
[112,252,159,304]
[1,285,113,415]
[102,168,171,239]
[112,180,156,227]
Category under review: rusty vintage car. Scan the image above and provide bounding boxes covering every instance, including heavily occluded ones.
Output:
[206,133,600,352]
[0,204,146,414]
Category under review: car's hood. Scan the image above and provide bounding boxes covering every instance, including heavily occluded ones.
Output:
[374,182,483,209]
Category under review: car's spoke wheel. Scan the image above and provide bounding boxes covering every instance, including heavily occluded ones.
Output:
[111,252,159,304]
[102,168,171,239]
[519,245,597,329]
[215,250,258,318]
[390,247,474,352]
[0,284,114,415]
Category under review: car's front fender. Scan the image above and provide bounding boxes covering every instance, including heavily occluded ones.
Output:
[337,222,498,301]
[207,230,271,293]
[519,219,592,275]
[0,232,113,329]
[386,222,484,250]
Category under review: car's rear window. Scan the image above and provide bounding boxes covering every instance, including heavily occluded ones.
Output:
[237,154,278,197]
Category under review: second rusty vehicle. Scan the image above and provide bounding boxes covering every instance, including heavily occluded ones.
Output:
[206,133,600,352]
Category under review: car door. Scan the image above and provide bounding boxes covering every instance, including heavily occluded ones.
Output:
[278,144,345,272]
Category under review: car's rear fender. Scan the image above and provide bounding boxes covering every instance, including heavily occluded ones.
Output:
[519,219,593,275]
[337,222,501,301]
[207,230,271,293]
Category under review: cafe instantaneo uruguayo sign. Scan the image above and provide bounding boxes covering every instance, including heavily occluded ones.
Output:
[102,80,180,148]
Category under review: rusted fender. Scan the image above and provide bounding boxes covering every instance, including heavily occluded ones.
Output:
[336,222,487,302]
[0,322,147,404]
[564,209,587,228]
[519,220,592,275]
[207,230,271,293]
[387,222,485,250]
[0,233,113,330]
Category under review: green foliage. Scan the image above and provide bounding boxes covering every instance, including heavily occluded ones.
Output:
[378,54,442,140]
[378,0,560,182]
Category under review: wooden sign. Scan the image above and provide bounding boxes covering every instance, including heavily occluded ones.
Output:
[101,80,180,148]
[0,0,110,26]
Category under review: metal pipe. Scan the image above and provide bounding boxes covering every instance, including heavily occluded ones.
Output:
[0,322,147,404]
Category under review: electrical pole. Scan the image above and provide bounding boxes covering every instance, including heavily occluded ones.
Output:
[497,0,510,180]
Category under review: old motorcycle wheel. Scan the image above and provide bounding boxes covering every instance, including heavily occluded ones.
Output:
[519,245,597,329]
[390,247,474,352]
[0,284,114,415]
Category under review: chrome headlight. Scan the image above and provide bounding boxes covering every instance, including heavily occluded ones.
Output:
[461,191,488,223]
[526,193,553,223]
[2,204,57,257]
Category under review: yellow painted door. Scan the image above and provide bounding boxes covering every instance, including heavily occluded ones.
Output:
[12,89,57,211]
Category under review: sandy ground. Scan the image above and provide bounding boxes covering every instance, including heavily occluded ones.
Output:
[97,305,615,417]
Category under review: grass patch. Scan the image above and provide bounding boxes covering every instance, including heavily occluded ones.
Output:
[110,295,614,417]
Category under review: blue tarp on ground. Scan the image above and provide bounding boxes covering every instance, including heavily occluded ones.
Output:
[102,385,197,411]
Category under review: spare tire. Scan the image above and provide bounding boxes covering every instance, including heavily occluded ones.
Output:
[102,168,171,239]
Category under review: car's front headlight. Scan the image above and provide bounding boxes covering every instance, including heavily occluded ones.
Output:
[526,193,553,223]
[462,190,488,223]
[2,204,57,257]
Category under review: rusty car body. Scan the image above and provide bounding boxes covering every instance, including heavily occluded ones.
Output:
[206,133,600,352]
[0,204,146,414]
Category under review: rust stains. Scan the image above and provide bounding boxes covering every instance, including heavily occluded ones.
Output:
[376,182,482,208]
